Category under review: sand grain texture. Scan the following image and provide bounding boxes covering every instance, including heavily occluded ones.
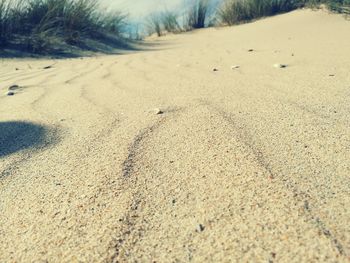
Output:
[0,10,350,262]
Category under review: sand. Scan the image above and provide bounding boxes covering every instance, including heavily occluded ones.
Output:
[0,9,349,262]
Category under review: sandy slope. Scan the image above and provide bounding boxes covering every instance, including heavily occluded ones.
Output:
[0,9,350,262]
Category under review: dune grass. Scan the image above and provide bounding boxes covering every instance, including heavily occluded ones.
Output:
[185,0,210,29]
[162,11,182,34]
[146,0,211,37]
[146,13,166,37]
[218,0,301,25]
[146,11,183,37]
[218,0,349,26]
[308,0,350,13]
[0,0,127,54]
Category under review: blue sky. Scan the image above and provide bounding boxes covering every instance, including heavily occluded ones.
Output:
[101,0,184,18]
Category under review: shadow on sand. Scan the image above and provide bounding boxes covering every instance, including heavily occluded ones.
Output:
[0,37,167,59]
[0,121,54,158]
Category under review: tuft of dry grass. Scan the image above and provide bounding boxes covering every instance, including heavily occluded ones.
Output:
[146,11,183,37]
[319,0,350,13]
[162,11,182,33]
[218,0,301,25]
[218,0,350,26]
[0,0,128,54]
[146,13,163,37]
[185,0,210,30]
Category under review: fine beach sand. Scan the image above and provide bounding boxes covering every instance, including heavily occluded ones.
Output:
[0,9,350,262]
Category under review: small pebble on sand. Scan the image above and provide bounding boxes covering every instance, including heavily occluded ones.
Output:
[196,224,205,232]
[274,64,287,68]
[153,108,163,115]
[9,84,20,91]
[248,49,254,52]
[7,92,15,96]
[231,65,240,70]
[212,68,219,72]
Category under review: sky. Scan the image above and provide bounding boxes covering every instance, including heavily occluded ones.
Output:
[101,0,185,19]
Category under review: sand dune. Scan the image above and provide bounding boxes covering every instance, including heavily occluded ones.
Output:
[1,9,350,262]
